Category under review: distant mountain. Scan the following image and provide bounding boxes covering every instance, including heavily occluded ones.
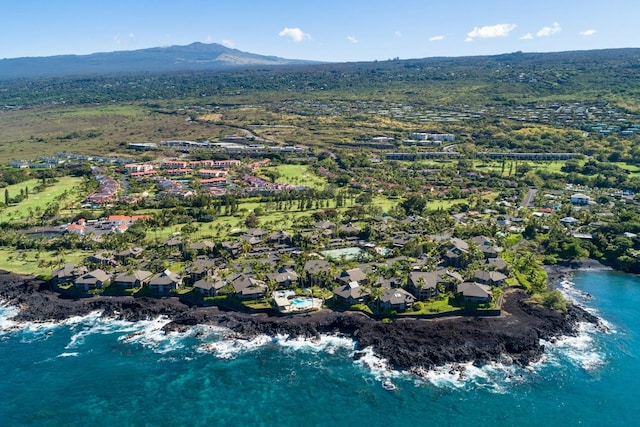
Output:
[0,42,317,80]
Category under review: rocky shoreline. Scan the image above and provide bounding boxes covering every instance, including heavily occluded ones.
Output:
[0,269,599,371]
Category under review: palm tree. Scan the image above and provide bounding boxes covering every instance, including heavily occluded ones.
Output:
[368,285,384,314]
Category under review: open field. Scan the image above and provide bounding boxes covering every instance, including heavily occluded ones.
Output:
[0,104,230,160]
[273,164,327,189]
[145,193,399,243]
[0,248,90,277]
[619,162,640,177]
[0,176,83,223]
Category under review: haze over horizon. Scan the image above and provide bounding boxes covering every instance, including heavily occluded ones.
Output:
[3,0,638,63]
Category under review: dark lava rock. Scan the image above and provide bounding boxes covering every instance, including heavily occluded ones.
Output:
[0,270,599,372]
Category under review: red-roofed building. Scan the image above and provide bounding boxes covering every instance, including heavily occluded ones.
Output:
[200,177,228,187]
[213,159,241,168]
[131,170,157,178]
[165,168,193,176]
[198,169,228,177]
[162,160,189,169]
[247,159,271,169]
[67,223,85,235]
[189,160,215,168]
[124,163,154,173]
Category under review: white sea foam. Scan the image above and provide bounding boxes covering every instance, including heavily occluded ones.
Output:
[557,278,614,334]
[408,359,524,393]
[541,322,606,372]
[352,347,404,390]
[115,316,189,354]
[198,334,272,359]
[273,334,354,354]
[197,327,355,360]
[548,277,612,371]
[351,343,531,392]
[0,302,21,332]
[57,352,79,358]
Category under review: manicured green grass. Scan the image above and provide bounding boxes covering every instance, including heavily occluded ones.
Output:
[0,248,90,277]
[0,177,84,223]
[426,198,468,210]
[273,164,327,189]
[410,297,461,315]
[372,195,396,213]
[619,162,640,177]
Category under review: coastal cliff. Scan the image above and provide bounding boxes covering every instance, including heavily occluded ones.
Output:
[0,270,597,371]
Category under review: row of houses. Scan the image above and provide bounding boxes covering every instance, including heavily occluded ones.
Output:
[160,159,241,169]
[331,263,507,311]
[52,264,182,295]
[85,168,119,205]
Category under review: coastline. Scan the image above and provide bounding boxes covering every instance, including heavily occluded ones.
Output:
[0,269,598,372]
[544,258,613,287]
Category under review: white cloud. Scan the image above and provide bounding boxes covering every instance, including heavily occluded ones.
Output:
[580,29,597,36]
[429,35,445,42]
[520,33,533,40]
[221,39,235,48]
[278,27,310,42]
[536,22,561,37]
[395,31,403,38]
[467,23,517,40]
[464,37,474,43]
[347,36,359,44]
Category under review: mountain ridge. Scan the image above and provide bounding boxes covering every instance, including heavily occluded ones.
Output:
[0,42,318,80]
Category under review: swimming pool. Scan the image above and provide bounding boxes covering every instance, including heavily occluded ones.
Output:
[291,298,313,309]
[321,247,365,260]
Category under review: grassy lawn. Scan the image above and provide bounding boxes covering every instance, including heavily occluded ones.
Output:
[146,192,399,242]
[426,198,468,210]
[273,164,327,189]
[0,176,83,223]
[372,195,397,213]
[0,248,90,277]
[619,162,640,176]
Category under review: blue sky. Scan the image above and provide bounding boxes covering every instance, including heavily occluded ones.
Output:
[2,0,638,61]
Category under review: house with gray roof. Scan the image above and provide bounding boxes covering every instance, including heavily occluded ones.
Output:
[267,266,300,288]
[75,269,111,291]
[333,281,370,306]
[407,271,440,300]
[485,257,510,274]
[231,275,267,300]
[148,270,182,294]
[457,282,493,303]
[473,270,508,286]
[443,238,470,268]
[113,270,153,288]
[114,247,144,263]
[194,277,226,297]
[337,268,368,286]
[188,240,215,255]
[184,259,218,284]
[267,230,293,246]
[52,263,88,285]
[380,288,416,312]
[303,259,332,286]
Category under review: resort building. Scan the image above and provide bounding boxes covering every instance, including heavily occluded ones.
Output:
[272,290,322,314]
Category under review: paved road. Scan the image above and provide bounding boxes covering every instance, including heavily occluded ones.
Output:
[521,188,538,208]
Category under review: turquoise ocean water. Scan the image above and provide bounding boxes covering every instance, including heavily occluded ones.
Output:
[1,270,639,427]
